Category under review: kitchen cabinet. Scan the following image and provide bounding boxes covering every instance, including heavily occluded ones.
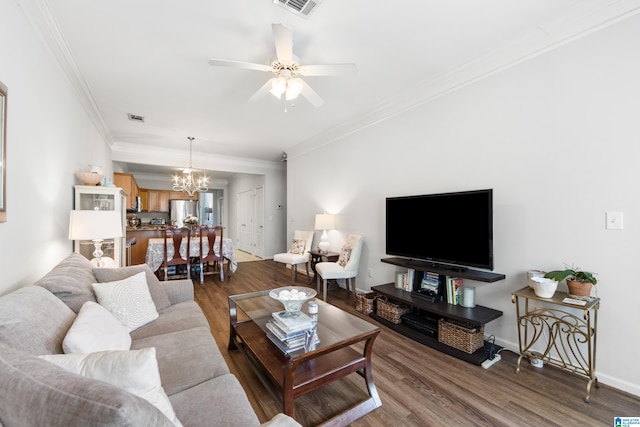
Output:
[169,190,196,201]
[113,172,138,210]
[148,190,170,212]
[74,185,127,267]
[138,188,149,212]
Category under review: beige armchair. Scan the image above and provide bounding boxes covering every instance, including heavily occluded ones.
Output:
[273,230,315,284]
[316,234,363,301]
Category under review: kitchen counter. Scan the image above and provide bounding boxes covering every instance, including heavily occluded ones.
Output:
[126,228,166,265]
[126,226,167,231]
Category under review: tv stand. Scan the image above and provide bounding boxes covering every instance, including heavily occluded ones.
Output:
[407,259,468,272]
[372,258,506,365]
[383,257,504,282]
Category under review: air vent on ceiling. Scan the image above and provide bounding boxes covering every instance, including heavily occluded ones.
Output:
[128,113,145,122]
[273,0,322,17]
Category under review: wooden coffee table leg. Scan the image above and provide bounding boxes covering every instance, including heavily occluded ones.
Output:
[363,335,381,407]
[228,298,238,350]
[283,359,297,417]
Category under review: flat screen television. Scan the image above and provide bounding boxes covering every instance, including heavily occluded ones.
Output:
[385,189,493,271]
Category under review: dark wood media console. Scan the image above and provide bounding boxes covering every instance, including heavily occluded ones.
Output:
[371,258,506,365]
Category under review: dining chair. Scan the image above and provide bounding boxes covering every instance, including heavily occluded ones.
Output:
[273,230,315,284]
[316,234,363,301]
[162,226,191,281]
[197,225,226,284]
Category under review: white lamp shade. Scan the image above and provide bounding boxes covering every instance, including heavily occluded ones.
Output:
[314,214,335,231]
[69,210,123,240]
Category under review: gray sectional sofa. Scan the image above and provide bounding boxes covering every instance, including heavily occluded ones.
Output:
[0,253,299,427]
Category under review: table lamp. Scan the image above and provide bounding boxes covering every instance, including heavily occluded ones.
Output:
[69,210,123,267]
[314,213,335,253]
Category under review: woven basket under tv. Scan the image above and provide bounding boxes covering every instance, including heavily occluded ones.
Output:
[355,292,376,315]
[375,297,410,324]
[438,318,484,354]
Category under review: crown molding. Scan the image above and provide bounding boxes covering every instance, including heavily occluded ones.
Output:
[110,141,285,175]
[287,0,640,159]
[16,0,112,144]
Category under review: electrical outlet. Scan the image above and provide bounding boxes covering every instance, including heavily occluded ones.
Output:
[368,267,373,278]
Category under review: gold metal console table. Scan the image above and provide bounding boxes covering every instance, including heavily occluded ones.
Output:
[511,286,599,402]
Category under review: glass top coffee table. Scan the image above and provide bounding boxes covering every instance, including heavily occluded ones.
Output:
[228,289,381,426]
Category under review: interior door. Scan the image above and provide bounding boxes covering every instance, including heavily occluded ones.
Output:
[237,190,253,253]
[254,186,264,257]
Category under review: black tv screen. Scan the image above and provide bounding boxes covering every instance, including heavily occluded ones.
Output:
[385,189,493,270]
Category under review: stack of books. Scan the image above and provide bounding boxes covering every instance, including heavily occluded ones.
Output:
[266,311,319,354]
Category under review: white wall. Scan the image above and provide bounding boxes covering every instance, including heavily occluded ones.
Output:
[287,15,640,396]
[0,1,112,294]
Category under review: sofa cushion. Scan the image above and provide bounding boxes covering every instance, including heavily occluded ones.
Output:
[130,301,210,341]
[93,264,172,311]
[92,272,159,331]
[63,301,132,354]
[0,343,174,427]
[131,326,229,396]
[41,348,182,427]
[0,286,75,355]
[32,253,98,313]
[168,374,261,427]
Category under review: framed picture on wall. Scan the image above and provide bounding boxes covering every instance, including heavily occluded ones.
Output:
[0,79,6,223]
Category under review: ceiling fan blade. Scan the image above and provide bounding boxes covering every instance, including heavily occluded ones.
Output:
[272,23,293,63]
[248,79,275,103]
[298,63,358,76]
[208,59,272,72]
[299,79,324,107]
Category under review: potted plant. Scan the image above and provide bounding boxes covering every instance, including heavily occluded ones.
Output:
[544,266,597,296]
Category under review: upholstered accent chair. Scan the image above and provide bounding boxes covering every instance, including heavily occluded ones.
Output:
[273,230,315,284]
[316,234,363,301]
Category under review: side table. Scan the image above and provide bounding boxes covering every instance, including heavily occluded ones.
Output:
[512,286,599,402]
[308,250,339,284]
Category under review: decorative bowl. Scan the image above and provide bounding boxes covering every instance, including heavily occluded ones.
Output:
[76,171,104,186]
[530,277,558,298]
[269,286,317,317]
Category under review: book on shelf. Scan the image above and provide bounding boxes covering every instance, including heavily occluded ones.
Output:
[271,311,313,333]
[405,269,415,291]
[266,330,319,355]
[445,277,464,304]
[266,320,307,341]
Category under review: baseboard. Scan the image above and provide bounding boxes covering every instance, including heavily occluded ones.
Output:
[492,337,640,398]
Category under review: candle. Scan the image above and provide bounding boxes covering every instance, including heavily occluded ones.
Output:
[461,286,476,308]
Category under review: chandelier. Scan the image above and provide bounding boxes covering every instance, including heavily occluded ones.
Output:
[172,137,208,197]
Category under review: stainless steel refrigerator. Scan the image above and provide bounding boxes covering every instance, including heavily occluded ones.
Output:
[170,196,216,227]
[169,199,200,227]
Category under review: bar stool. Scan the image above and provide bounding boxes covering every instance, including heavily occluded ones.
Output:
[126,237,137,266]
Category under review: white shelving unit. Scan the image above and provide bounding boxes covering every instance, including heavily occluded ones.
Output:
[73,185,127,267]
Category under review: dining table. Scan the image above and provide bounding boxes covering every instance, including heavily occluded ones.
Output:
[145,237,238,275]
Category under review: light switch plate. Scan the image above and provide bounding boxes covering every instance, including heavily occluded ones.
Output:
[606,211,623,230]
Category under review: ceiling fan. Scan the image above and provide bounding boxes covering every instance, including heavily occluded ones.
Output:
[208,23,357,108]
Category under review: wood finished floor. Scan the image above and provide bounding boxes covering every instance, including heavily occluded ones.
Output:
[193,260,639,427]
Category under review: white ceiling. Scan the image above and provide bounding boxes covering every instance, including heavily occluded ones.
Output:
[22,0,640,177]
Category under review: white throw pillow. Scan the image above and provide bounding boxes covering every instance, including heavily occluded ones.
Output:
[40,348,182,427]
[92,272,159,331]
[288,239,306,255]
[63,301,131,354]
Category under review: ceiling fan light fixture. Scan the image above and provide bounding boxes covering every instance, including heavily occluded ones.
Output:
[270,77,287,98]
[285,78,303,100]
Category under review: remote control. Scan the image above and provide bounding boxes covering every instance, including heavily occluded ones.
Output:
[562,297,587,306]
